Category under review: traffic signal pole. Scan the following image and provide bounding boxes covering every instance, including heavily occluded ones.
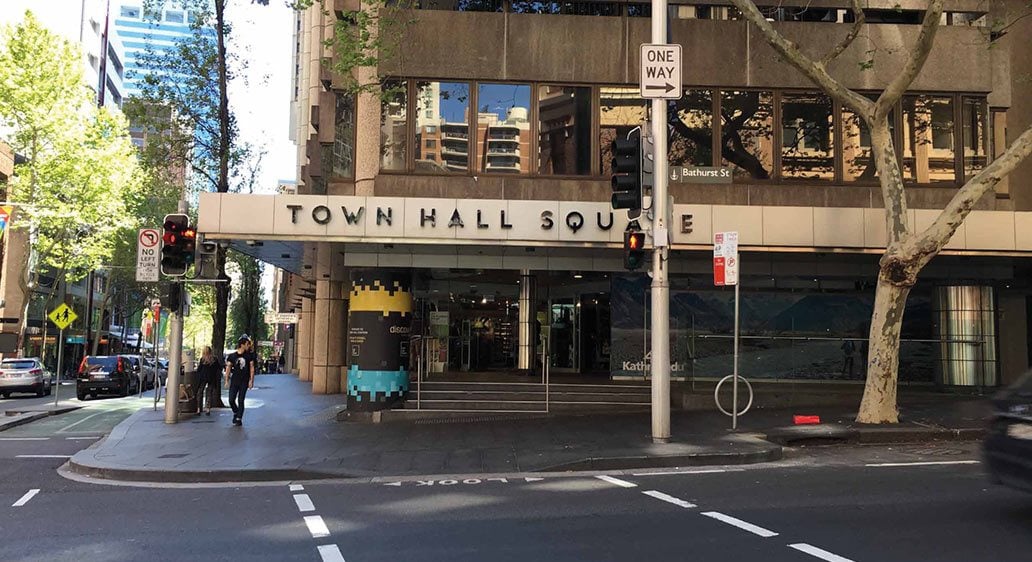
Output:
[649,0,671,443]
[164,200,187,424]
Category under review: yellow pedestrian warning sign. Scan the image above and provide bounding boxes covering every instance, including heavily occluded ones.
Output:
[48,303,77,330]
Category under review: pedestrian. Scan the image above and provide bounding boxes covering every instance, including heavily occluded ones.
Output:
[195,346,221,416]
[841,339,856,376]
[224,336,255,426]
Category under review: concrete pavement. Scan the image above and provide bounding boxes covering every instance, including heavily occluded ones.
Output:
[65,374,993,483]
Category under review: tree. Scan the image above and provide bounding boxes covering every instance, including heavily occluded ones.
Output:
[727,0,1032,422]
[0,12,143,356]
[228,250,269,346]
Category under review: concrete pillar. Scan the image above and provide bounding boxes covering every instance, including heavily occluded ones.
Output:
[298,295,314,382]
[312,244,346,394]
[998,291,1029,386]
[353,2,381,197]
[517,270,536,374]
[345,269,412,411]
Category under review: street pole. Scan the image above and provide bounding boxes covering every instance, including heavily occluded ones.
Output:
[649,0,671,443]
[164,198,188,424]
[54,328,64,407]
[732,282,740,430]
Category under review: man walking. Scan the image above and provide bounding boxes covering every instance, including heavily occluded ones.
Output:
[224,336,255,426]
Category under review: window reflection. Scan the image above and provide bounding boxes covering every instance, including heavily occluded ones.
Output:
[962,97,987,180]
[669,90,713,167]
[380,79,408,171]
[511,1,620,15]
[477,83,531,174]
[416,0,503,11]
[415,81,471,174]
[903,95,955,183]
[599,87,645,176]
[332,92,355,178]
[538,85,592,175]
[720,90,774,180]
[841,96,893,183]
[781,93,834,180]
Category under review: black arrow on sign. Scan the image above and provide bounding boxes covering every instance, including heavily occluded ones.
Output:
[645,83,675,93]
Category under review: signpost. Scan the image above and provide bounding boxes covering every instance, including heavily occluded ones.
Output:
[136,228,160,283]
[48,303,77,407]
[151,298,162,406]
[714,231,742,429]
[639,43,682,100]
[264,311,300,324]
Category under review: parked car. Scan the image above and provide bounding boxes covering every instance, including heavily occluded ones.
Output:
[0,358,53,398]
[121,354,154,390]
[984,369,1032,493]
[143,357,168,386]
[76,355,140,400]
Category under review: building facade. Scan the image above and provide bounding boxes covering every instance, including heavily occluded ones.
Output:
[201,0,1032,410]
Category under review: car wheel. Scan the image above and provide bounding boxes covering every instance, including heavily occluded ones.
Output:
[77,390,86,401]
[90,392,97,399]
[1,392,8,399]
[36,385,45,397]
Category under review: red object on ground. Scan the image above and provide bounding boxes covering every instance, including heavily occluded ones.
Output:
[793,415,821,425]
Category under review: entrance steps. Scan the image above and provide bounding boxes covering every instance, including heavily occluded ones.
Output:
[397,380,652,415]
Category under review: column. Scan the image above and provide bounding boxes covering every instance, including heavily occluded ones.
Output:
[517,270,536,374]
[934,285,998,387]
[298,294,314,382]
[345,269,412,411]
[312,244,346,394]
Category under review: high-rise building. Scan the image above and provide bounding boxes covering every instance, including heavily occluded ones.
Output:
[112,1,210,98]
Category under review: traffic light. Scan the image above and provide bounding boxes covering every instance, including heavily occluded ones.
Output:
[161,213,196,276]
[624,230,647,271]
[611,137,642,211]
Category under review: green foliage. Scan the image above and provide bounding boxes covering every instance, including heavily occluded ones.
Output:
[227,250,268,346]
[323,0,417,100]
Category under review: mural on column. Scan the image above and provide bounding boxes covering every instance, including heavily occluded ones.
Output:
[346,270,412,411]
[609,274,934,382]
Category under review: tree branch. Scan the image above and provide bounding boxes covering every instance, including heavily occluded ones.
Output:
[874,0,945,121]
[821,0,866,66]
[914,123,1032,261]
[727,0,875,119]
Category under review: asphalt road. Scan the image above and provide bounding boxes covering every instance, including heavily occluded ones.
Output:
[1,426,1030,562]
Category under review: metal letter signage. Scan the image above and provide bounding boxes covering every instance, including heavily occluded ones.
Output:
[713,231,739,286]
[136,228,161,282]
[639,44,682,100]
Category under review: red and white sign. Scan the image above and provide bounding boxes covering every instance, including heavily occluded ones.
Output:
[136,228,161,282]
[713,231,739,286]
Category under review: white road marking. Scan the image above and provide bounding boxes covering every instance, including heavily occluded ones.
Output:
[289,484,304,492]
[65,436,100,441]
[0,437,49,441]
[865,460,979,468]
[789,543,855,562]
[304,515,331,539]
[701,511,779,538]
[16,454,71,459]
[632,468,741,476]
[317,544,345,562]
[293,494,316,513]
[596,475,638,488]
[12,489,40,507]
[56,410,107,433]
[642,490,696,508]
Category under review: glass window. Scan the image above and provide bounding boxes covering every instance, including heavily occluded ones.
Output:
[415,81,470,174]
[599,87,646,176]
[720,90,774,180]
[417,0,503,11]
[669,90,713,168]
[902,95,955,184]
[538,85,592,175]
[962,97,988,180]
[332,92,355,178]
[477,83,531,174]
[511,1,620,15]
[841,96,894,182]
[780,92,834,180]
[380,80,408,172]
[120,6,141,18]
[165,10,184,23]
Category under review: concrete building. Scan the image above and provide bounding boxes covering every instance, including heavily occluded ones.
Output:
[201,0,1032,413]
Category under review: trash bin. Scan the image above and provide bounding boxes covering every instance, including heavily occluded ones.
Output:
[177,369,198,414]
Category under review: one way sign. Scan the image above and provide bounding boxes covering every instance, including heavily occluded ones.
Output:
[640,43,682,100]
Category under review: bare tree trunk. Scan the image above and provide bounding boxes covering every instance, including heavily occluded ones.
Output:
[91,281,112,356]
[211,247,229,407]
[857,269,912,424]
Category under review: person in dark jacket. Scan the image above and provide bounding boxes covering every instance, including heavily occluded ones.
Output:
[195,346,222,416]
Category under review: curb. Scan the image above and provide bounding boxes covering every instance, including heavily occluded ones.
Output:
[763,424,988,446]
[0,411,49,432]
[537,445,784,472]
[65,458,349,483]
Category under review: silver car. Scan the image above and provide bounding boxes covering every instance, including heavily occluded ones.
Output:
[0,358,53,398]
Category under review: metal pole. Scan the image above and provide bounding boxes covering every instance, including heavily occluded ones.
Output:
[164,283,183,424]
[54,328,64,407]
[649,0,671,444]
[732,282,740,430]
[153,314,161,410]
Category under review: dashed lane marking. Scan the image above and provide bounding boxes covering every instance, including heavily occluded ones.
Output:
[289,484,304,492]
[12,489,40,507]
[65,436,100,440]
[788,543,855,562]
[55,410,108,433]
[632,468,743,476]
[0,437,50,441]
[304,515,331,539]
[641,490,696,508]
[595,475,638,488]
[865,460,979,468]
[16,454,71,459]
[701,511,779,538]
[293,494,315,513]
[317,544,345,562]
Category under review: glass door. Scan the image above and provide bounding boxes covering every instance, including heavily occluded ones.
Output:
[549,299,579,372]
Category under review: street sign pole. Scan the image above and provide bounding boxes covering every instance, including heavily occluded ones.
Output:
[164,199,188,424]
[648,0,672,443]
[733,281,740,430]
[54,328,63,407]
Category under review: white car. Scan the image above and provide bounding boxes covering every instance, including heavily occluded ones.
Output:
[0,358,53,398]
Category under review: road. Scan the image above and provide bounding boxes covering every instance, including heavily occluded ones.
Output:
[1,416,1031,562]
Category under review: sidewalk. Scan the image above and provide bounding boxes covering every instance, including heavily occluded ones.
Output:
[68,374,991,483]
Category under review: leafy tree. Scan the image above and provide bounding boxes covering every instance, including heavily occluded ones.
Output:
[0,12,143,354]
[228,250,269,347]
[728,0,1032,422]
